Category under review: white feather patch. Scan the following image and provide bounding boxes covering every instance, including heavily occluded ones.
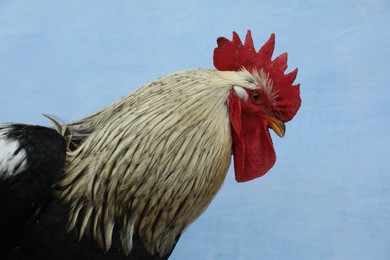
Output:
[233,86,248,101]
[0,127,27,179]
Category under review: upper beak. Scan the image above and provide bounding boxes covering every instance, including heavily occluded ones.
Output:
[266,115,285,138]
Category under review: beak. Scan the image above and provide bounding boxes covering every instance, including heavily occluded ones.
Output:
[266,115,285,138]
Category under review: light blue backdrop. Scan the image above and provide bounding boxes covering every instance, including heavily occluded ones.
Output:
[0,1,389,259]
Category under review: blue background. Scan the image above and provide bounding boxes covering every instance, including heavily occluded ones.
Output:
[0,1,389,259]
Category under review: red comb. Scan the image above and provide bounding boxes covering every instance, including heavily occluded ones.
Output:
[213,30,301,122]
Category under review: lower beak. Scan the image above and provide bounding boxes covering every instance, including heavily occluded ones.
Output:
[266,115,285,138]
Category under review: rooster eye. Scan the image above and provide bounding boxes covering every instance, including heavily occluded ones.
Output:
[251,91,261,103]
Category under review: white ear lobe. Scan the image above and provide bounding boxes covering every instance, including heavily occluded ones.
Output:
[233,86,248,101]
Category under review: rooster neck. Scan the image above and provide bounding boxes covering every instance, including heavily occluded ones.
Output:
[58,69,235,257]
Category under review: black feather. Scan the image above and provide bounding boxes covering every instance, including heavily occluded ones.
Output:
[0,124,66,254]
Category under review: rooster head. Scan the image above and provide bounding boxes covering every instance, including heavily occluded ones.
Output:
[214,30,301,182]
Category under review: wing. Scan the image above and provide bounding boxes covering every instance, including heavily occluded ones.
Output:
[0,123,66,252]
[1,124,175,259]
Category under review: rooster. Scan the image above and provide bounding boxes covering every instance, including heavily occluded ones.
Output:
[0,31,301,259]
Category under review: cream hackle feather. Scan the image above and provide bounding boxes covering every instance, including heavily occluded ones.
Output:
[57,68,269,257]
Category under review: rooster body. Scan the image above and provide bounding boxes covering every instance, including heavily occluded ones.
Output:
[61,69,236,256]
[0,31,301,259]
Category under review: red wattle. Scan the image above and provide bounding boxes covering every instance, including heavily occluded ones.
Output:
[229,95,277,182]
